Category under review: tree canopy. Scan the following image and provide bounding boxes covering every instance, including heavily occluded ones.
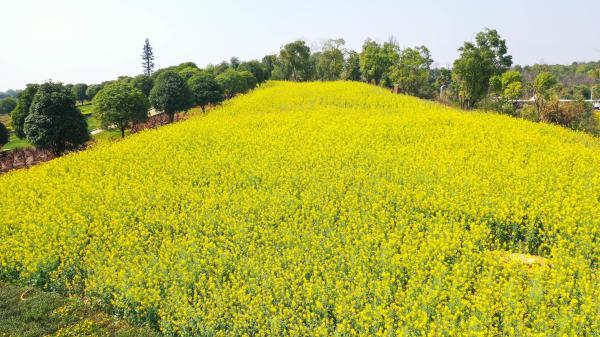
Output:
[452,29,513,109]
[11,84,40,138]
[93,82,149,138]
[0,97,17,115]
[187,72,224,112]
[149,71,193,122]
[24,82,89,154]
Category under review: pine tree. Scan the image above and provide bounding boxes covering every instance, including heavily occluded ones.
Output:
[141,38,155,76]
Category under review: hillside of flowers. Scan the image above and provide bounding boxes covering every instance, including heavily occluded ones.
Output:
[0,81,598,336]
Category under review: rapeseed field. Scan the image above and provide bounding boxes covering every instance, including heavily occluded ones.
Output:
[0,82,598,336]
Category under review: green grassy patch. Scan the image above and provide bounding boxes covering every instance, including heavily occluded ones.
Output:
[86,115,100,132]
[2,134,31,151]
[0,282,158,337]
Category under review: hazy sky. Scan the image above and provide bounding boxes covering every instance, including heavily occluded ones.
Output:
[1,0,599,91]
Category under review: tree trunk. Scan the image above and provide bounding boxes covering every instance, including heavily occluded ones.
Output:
[121,127,125,138]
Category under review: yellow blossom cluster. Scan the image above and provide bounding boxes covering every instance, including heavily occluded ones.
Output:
[0,82,598,336]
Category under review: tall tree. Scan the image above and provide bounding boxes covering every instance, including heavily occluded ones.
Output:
[342,50,361,81]
[279,40,312,81]
[230,57,241,69]
[72,83,88,105]
[93,82,149,138]
[533,72,557,116]
[261,55,277,79]
[141,38,155,77]
[315,39,346,81]
[24,82,89,154]
[359,38,399,85]
[149,71,192,123]
[389,46,433,97]
[187,72,224,112]
[11,83,40,138]
[452,29,512,109]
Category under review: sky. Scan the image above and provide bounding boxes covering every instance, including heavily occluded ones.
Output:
[1,0,599,91]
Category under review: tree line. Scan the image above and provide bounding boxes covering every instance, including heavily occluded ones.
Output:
[2,31,599,153]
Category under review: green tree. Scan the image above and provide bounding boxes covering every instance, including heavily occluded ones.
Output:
[359,38,399,85]
[142,38,155,76]
[93,82,149,138]
[452,29,513,109]
[315,39,345,81]
[239,60,268,85]
[0,121,8,148]
[24,82,89,154]
[230,57,241,69]
[239,71,257,91]
[488,70,523,115]
[279,40,312,81]
[86,84,104,101]
[0,97,17,115]
[187,72,224,112]
[389,46,433,97]
[11,84,40,138]
[216,69,247,98]
[342,50,361,81]
[178,67,202,81]
[72,83,88,105]
[261,55,277,79]
[149,71,193,123]
[131,75,154,97]
[533,72,557,116]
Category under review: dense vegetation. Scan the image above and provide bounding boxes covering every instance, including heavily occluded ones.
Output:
[0,82,597,336]
[0,282,158,336]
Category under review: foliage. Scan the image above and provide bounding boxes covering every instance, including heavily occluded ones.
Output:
[216,69,248,98]
[86,84,104,101]
[342,50,361,81]
[131,75,155,97]
[23,82,90,154]
[359,39,398,85]
[314,39,346,81]
[0,97,17,115]
[93,82,149,138]
[0,282,158,336]
[453,29,512,109]
[533,71,558,115]
[238,60,268,86]
[11,84,40,138]
[0,122,8,147]
[187,72,224,112]
[142,38,155,77]
[0,82,598,336]
[540,99,598,134]
[149,71,193,123]
[278,40,312,81]
[487,70,523,115]
[72,84,88,105]
[389,46,433,98]
[239,70,257,91]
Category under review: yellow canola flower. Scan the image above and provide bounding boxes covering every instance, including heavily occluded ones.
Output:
[0,81,598,336]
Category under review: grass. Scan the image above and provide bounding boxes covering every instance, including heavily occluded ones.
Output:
[86,115,100,132]
[78,103,94,116]
[0,282,158,337]
[2,134,31,151]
